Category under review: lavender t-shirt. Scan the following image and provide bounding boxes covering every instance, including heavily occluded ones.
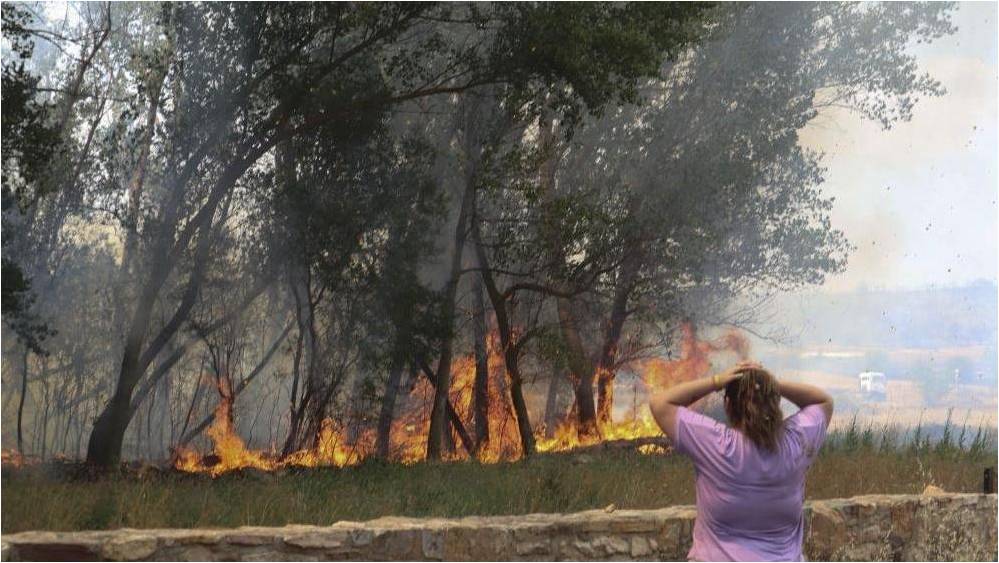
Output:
[674,404,828,562]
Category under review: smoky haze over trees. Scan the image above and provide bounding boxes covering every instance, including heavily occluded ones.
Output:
[1,2,956,467]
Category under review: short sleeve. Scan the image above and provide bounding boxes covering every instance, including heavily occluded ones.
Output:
[785,404,829,458]
[674,406,732,470]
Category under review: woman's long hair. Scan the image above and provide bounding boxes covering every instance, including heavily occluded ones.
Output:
[723,367,784,452]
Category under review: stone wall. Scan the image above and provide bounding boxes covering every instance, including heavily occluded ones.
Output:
[2,493,995,561]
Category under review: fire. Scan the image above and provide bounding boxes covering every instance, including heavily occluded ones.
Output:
[379,331,524,464]
[172,322,750,476]
[537,322,750,452]
[638,322,749,389]
[172,387,279,476]
[173,333,518,474]
[283,418,371,468]
[1,449,37,468]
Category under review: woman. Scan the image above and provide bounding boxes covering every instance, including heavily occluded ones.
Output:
[649,362,833,562]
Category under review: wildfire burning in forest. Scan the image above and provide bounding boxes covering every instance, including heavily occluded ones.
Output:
[0,449,38,468]
[169,322,749,476]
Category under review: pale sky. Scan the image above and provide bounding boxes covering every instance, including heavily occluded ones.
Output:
[799,2,998,292]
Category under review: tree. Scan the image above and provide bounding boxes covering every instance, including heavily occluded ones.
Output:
[423,2,712,459]
[0,1,959,468]
[542,2,955,433]
[81,3,478,466]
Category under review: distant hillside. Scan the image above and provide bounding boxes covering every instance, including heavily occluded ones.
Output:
[767,281,998,349]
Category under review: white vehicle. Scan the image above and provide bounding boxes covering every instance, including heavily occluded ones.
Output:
[858,371,887,399]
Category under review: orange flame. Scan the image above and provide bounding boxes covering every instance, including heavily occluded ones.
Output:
[173,322,750,475]
[0,449,38,468]
[538,322,751,452]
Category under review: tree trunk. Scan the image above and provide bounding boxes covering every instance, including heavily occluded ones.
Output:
[471,213,535,456]
[543,369,564,438]
[179,322,291,448]
[39,362,51,460]
[16,348,29,453]
[119,71,166,280]
[506,361,536,456]
[533,111,599,440]
[86,198,218,466]
[472,273,490,451]
[88,309,156,465]
[557,297,599,439]
[594,214,645,427]
[375,353,406,459]
[178,355,206,447]
[416,356,476,457]
[426,179,475,460]
[283,287,306,455]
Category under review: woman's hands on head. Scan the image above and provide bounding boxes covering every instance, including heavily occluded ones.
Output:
[719,361,762,387]
[651,362,763,439]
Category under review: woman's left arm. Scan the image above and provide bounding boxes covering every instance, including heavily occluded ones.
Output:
[649,364,750,440]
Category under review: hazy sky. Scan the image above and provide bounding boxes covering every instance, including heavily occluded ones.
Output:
[799,2,998,292]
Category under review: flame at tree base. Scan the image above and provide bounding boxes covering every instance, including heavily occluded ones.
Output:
[172,323,748,476]
[172,404,373,477]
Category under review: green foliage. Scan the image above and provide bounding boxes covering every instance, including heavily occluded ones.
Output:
[489,2,712,131]
[1,4,60,209]
[1,4,60,353]
[0,257,53,355]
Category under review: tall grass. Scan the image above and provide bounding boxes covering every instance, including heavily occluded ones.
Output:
[822,411,997,459]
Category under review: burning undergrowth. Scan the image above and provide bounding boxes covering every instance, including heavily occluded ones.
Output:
[0,325,747,477]
[166,323,749,477]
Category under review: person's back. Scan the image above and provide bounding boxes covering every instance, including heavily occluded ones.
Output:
[674,403,828,560]
[650,363,833,562]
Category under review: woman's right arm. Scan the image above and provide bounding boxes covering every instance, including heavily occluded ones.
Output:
[779,380,834,424]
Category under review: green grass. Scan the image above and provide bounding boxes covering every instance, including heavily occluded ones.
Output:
[2,422,995,533]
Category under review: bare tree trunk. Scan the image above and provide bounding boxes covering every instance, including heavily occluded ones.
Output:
[283,270,317,455]
[39,360,51,459]
[557,298,599,439]
[471,214,535,456]
[178,355,206,447]
[119,70,167,283]
[86,135,258,467]
[60,411,73,455]
[144,380,157,458]
[16,348,29,453]
[87,261,189,466]
[594,248,641,427]
[471,273,490,451]
[178,322,291,447]
[375,354,406,459]
[543,369,564,438]
[162,374,173,459]
[416,356,476,457]
[426,180,474,460]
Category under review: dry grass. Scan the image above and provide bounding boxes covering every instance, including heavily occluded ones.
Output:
[2,421,994,534]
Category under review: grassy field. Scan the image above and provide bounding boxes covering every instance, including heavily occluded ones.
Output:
[2,421,995,534]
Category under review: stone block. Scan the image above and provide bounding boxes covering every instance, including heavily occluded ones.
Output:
[100,535,158,561]
[443,525,513,560]
[421,529,444,560]
[282,529,352,551]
